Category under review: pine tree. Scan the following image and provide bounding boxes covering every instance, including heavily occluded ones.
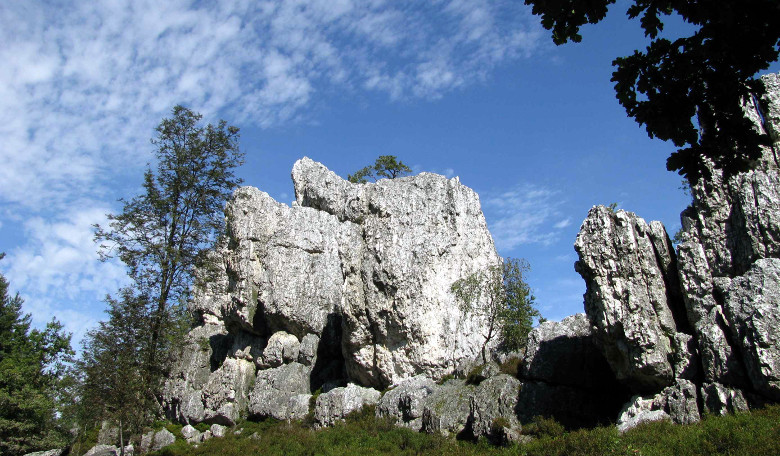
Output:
[0,253,73,456]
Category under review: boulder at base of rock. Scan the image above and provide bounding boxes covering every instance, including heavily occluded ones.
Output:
[140,428,175,454]
[616,380,700,432]
[22,450,64,456]
[314,384,381,428]
[420,379,474,437]
[376,375,436,431]
[700,382,750,415]
[467,374,522,442]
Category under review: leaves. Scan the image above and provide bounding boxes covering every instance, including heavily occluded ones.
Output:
[347,155,412,183]
[525,0,780,183]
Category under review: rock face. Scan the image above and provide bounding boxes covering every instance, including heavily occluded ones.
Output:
[574,72,780,429]
[164,159,499,424]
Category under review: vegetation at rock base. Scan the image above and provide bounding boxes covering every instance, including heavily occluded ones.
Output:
[452,257,541,363]
[0,253,74,456]
[524,0,780,183]
[347,155,412,183]
[124,404,780,456]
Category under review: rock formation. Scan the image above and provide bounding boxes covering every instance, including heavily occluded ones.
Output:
[163,158,501,425]
[161,72,780,437]
[574,72,780,429]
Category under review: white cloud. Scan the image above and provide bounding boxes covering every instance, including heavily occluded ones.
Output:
[0,0,545,341]
[3,204,128,345]
[1,1,544,210]
[553,218,571,229]
[482,184,566,251]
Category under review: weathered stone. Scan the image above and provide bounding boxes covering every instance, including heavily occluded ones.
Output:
[298,333,319,366]
[376,375,436,430]
[210,423,227,438]
[314,383,381,428]
[84,445,118,456]
[23,450,64,456]
[201,358,255,425]
[700,382,750,415]
[421,379,474,436]
[162,323,232,424]
[722,259,780,400]
[616,380,699,432]
[139,428,175,454]
[248,362,313,420]
[293,158,500,388]
[260,331,301,368]
[575,207,689,393]
[180,424,200,442]
[468,374,522,441]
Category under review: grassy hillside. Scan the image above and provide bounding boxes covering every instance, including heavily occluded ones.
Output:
[144,404,780,456]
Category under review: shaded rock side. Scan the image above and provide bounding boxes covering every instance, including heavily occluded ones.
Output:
[575,206,690,392]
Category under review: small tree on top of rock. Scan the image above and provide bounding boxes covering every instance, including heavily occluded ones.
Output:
[451,257,541,363]
[347,155,412,183]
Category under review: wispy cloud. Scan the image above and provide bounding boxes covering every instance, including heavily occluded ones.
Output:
[1,1,544,339]
[1,0,544,209]
[482,184,568,251]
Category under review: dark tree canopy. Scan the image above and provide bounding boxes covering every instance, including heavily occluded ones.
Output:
[0,254,73,456]
[95,105,244,373]
[348,155,412,183]
[524,0,780,182]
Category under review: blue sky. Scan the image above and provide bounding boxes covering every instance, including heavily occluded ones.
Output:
[2,0,778,346]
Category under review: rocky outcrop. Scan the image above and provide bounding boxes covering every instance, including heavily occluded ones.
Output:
[164,160,499,425]
[573,72,780,429]
[376,375,436,431]
[313,384,381,428]
[139,428,175,453]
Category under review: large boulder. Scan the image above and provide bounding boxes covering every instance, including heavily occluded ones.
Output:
[722,259,780,400]
[420,379,474,436]
[164,158,501,424]
[376,375,437,431]
[467,374,522,442]
[139,428,175,454]
[293,158,500,388]
[313,384,381,428]
[248,362,312,421]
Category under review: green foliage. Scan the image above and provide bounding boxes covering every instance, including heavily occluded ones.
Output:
[77,290,159,440]
[0,253,74,456]
[87,106,244,431]
[145,404,780,455]
[452,258,540,363]
[606,202,619,213]
[499,356,522,378]
[347,155,412,183]
[523,416,566,439]
[466,364,487,385]
[524,0,780,183]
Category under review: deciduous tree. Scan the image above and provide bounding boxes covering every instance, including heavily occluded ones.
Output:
[524,0,780,182]
[451,257,541,363]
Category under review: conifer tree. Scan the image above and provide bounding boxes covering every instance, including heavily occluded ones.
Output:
[0,253,73,456]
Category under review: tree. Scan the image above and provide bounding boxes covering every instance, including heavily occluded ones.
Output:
[524,0,780,183]
[77,290,155,454]
[451,257,541,363]
[95,105,244,380]
[347,155,412,183]
[0,253,73,456]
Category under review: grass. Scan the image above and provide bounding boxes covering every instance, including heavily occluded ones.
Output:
[141,404,780,456]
